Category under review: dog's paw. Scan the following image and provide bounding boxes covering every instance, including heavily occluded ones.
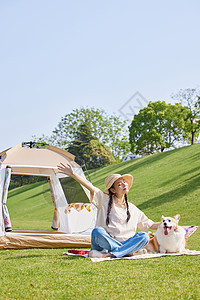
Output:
[137,248,147,255]
[159,248,166,254]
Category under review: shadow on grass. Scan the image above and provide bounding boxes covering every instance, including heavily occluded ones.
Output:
[92,150,179,187]
[5,254,55,260]
[191,152,200,161]
[138,174,200,210]
[8,181,48,198]
[62,255,88,260]
[160,167,200,187]
[25,188,51,201]
[119,149,189,175]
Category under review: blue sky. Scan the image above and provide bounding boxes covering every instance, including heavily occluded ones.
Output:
[1,0,200,152]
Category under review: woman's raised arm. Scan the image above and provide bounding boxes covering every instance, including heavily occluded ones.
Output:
[57,163,96,200]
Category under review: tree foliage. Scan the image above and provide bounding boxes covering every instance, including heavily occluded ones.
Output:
[51,107,130,159]
[33,107,130,168]
[67,122,94,161]
[129,101,189,155]
[83,139,114,169]
[172,88,200,144]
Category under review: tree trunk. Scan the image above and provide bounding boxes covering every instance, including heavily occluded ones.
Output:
[191,129,196,145]
[20,176,23,186]
[191,131,194,145]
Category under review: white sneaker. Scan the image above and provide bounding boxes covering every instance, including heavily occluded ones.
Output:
[88,250,105,258]
[125,248,148,257]
[135,248,147,255]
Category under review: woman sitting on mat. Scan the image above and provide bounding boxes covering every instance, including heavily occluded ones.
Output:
[57,163,160,258]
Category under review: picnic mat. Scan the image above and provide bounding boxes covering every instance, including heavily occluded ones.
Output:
[63,226,200,262]
[64,249,200,262]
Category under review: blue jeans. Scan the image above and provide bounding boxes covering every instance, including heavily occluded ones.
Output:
[91,227,149,258]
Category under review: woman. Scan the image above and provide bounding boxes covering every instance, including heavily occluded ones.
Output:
[57,163,160,258]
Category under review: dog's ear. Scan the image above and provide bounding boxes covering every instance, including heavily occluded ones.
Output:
[161,215,165,221]
[174,214,180,221]
[174,223,179,232]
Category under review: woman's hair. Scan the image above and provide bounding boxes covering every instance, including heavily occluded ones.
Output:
[124,194,131,222]
[106,188,114,226]
[106,187,131,226]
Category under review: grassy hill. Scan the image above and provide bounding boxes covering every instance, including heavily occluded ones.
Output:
[2,143,200,299]
[89,143,200,250]
[90,143,200,225]
[7,143,200,247]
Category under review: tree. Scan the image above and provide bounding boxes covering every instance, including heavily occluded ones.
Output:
[67,122,114,168]
[51,107,130,159]
[32,107,130,167]
[172,88,200,144]
[67,122,94,161]
[83,140,114,169]
[129,101,188,155]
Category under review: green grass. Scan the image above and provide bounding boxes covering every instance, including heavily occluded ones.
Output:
[0,249,199,299]
[7,180,54,230]
[1,144,200,299]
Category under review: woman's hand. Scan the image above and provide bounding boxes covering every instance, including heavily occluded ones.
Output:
[150,222,162,230]
[57,162,96,200]
[57,163,74,177]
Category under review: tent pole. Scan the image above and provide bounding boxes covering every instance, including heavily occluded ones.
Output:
[75,157,91,182]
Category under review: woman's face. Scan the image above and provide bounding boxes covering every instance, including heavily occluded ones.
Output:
[111,177,129,196]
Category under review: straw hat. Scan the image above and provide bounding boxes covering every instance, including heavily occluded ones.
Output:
[104,173,133,194]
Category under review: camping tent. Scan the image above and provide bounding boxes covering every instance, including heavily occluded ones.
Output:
[0,144,96,249]
[123,153,138,161]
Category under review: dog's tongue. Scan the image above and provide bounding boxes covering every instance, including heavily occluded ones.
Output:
[164,227,169,235]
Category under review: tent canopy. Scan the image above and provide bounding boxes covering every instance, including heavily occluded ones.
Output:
[0,144,96,249]
[0,144,80,176]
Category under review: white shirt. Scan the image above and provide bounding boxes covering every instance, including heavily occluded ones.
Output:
[92,188,154,242]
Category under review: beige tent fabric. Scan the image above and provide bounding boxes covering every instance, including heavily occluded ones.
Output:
[49,177,61,230]
[0,144,94,245]
[0,232,91,250]
[0,144,80,176]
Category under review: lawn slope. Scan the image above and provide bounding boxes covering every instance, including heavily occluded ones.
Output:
[89,144,200,249]
[7,144,200,247]
[1,144,200,300]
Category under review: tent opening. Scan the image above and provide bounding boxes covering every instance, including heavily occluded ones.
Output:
[9,174,47,190]
[7,177,54,231]
[59,177,89,204]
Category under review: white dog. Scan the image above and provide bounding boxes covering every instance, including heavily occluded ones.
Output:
[146,214,186,253]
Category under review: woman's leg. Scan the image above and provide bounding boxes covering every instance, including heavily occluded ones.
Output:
[91,227,122,252]
[112,232,150,258]
[90,227,149,258]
